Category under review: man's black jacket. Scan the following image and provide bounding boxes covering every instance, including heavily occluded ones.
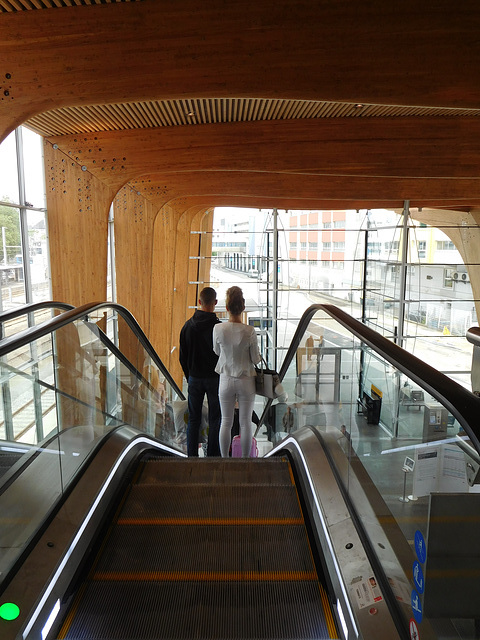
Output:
[179,310,221,380]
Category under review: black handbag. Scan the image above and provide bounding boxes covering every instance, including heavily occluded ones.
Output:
[255,357,280,399]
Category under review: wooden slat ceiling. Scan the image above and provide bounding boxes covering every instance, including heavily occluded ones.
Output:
[0,0,139,12]
[25,98,480,138]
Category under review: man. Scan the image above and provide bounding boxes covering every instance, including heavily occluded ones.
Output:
[179,287,221,456]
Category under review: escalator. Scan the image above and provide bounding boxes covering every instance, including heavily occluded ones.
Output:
[1,301,480,640]
[57,456,337,640]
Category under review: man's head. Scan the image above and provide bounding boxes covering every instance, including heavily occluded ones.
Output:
[199,287,217,312]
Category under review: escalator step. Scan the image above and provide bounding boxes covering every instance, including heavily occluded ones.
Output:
[119,484,302,523]
[57,457,338,639]
[137,457,293,487]
[61,580,335,639]
[93,524,316,576]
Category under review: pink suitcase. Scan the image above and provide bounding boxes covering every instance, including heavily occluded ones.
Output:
[231,435,258,458]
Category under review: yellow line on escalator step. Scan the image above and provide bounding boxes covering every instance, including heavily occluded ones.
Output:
[92,570,319,582]
[318,581,338,638]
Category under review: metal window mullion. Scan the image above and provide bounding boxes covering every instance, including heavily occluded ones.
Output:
[15,127,33,303]
[1,379,14,440]
[396,200,410,349]
[16,129,45,445]
[27,310,44,442]
[273,208,279,371]
[359,227,368,400]
[39,129,52,300]
[393,200,410,438]
[108,205,116,302]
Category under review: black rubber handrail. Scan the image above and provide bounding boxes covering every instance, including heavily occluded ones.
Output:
[0,301,74,325]
[0,301,185,401]
[260,304,480,453]
[2,301,477,451]
[466,326,480,347]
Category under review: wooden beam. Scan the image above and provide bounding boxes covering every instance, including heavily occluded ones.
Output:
[46,119,480,189]
[40,118,480,211]
[130,170,480,212]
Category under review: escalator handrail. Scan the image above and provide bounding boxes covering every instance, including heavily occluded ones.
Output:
[466,326,480,347]
[271,304,480,451]
[0,300,185,401]
[0,301,74,325]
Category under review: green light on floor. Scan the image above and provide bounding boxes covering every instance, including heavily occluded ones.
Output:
[0,602,20,620]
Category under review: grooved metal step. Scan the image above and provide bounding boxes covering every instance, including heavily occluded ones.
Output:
[93,524,316,576]
[62,580,333,640]
[136,457,293,486]
[119,484,302,523]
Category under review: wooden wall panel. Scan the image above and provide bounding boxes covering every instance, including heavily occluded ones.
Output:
[45,142,113,306]
[167,206,208,386]
[149,201,184,382]
[112,186,159,369]
[113,186,157,333]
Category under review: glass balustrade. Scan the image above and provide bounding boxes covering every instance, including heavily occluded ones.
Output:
[273,306,480,639]
[0,303,184,586]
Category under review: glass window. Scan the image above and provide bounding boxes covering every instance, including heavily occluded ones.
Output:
[436,240,455,251]
[0,131,19,205]
[444,268,454,288]
[0,204,25,311]
[21,127,46,209]
[27,209,50,302]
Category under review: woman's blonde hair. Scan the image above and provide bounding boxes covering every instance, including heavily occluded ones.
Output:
[226,286,245,316]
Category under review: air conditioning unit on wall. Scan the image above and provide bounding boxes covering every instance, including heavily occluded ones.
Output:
[452,272,470,282]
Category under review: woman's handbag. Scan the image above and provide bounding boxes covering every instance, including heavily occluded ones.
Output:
[255,357,281,399]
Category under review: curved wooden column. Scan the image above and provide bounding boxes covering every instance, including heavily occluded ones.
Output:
[44,141,113,306]
[148,201,186,383]
[113,185,158,333]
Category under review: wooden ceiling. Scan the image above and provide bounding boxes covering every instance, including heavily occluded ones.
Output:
[25,98,480,138]
[2,0,480,212]
[0,0,139,13]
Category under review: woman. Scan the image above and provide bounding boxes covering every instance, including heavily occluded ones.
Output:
[213,286,261,457]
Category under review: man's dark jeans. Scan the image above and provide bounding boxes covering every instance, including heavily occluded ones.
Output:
[187,375,221,456]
